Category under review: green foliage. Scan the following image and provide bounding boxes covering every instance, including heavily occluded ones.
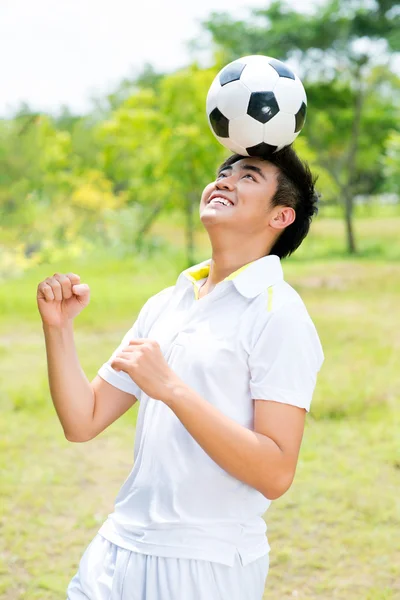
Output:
[0,112,127,264]
[95,65,228,263]
[97,65,228,205]
[0,0,398,265]
[204,0,400,64]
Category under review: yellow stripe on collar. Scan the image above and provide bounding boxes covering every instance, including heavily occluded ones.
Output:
[267,286,274,312]
[185,266,211,283]
[186,261,254,284]
[187,262,254,300]
[224,262,254,281]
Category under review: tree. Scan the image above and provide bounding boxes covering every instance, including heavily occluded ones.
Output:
[201,0,400,253]
[96,65,227,265]
[0,111,125,261]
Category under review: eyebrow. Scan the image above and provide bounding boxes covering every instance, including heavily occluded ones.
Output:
[218,164,266,180]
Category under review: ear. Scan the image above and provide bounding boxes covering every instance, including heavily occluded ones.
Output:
[270,206,296,231]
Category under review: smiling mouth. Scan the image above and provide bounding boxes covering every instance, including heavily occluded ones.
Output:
[207,196,234,207]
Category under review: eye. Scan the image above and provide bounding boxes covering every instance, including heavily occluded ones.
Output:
[216,172,226,180]
[243,173,256,181]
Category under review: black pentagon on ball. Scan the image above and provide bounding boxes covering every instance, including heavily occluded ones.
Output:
[295,101,307,132]
[268,58,295,80]
[247,91,279,124]
[219,62,246,86]
[247,142,278,157]
[209,107,229,138]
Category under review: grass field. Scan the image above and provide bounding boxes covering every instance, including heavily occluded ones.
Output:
[0,214,399,599]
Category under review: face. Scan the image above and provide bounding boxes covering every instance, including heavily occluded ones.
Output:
[199,157,282,235]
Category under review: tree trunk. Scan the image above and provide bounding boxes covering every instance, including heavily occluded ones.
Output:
[186,192,196,267]
[344,68,364,255]
[343,190,356,254]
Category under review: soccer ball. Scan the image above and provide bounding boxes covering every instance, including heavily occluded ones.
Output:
[206,55,307,156]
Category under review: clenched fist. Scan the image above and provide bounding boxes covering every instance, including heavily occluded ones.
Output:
[111,339,182,402]
[37,272,90,328]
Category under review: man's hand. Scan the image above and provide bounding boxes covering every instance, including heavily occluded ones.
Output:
[110,339,181,402]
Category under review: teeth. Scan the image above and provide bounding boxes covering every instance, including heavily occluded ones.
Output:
[209,197,232,207]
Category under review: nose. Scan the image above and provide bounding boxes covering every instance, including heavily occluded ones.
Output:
[215,175,235,191]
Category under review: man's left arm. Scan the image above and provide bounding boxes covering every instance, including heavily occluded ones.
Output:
[163,383,306,500]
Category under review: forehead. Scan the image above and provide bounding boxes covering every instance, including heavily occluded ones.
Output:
[220,157,278,176]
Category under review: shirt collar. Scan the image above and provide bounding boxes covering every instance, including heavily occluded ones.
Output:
[178,254,284,299]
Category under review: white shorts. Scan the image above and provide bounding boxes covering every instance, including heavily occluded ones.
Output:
[66,533,269,600]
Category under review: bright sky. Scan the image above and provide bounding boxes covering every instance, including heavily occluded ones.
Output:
[0,0,318,117]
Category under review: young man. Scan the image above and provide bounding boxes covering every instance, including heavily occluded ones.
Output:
[49,145,324,599]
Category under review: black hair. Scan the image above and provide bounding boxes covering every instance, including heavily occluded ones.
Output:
[217,145,320,259]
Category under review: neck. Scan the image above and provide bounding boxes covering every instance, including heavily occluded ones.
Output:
[205,243,273,287]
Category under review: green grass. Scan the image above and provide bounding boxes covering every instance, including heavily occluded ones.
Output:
[0,215,399,598]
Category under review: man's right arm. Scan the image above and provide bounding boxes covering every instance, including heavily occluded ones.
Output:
[43,322,137,442]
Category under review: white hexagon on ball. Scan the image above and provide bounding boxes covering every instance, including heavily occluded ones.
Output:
[273,76,307,114]
[229,114,264,150]
[263,112,296,147]
[221,137,249,156]
[206,77,222,115]
[276,130,300,152]
[240,61,279,93]
[217,81,251,120]
[295,74,307,104]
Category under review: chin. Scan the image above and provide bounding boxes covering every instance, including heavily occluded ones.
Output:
[200,212,225,226]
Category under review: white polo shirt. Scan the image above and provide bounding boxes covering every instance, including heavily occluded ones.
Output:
[97,254,324,567]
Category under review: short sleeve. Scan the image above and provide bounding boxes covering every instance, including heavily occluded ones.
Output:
[249,302,324,412]
[97,286,174,399]
[97,317,143,398]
